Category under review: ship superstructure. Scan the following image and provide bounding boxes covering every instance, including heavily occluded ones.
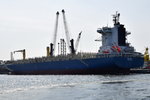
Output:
[97,12,134,54]
[3,11,144,75]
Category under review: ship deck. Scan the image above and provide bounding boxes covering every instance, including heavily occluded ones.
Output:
[5,52,143,65]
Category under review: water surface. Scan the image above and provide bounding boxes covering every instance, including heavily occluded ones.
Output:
[0,74,150,100]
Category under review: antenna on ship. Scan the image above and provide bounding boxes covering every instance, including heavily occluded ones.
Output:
[113,11,120,25]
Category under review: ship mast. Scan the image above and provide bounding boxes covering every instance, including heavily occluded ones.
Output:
[113,12,120,25]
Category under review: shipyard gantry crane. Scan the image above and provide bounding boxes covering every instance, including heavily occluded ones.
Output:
[13,49,26,60]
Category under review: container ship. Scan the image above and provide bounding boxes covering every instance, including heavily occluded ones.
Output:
[3,11,144,75]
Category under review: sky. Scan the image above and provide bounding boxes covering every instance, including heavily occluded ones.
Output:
[0,0,150,60]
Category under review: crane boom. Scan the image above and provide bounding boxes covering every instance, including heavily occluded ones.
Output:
[62,9,71,52]
[53,11,59,54]
[75,31,82,52]
[14,49,26,60]
[50,11,59,56]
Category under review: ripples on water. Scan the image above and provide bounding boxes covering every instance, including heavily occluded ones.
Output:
[0,74,150,100]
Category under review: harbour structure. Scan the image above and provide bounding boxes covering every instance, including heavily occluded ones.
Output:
[4,11,144,75]
[143,47,150,68]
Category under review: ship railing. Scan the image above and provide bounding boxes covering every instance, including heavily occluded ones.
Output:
[5,52,143,65]
[96,52,143,58]
[75,52,97,59]
[5,52,97,64]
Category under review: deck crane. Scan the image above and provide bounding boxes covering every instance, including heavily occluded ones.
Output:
[75,31,82,52]
[62,9,75,55]
[13,49,26,60]
[50,11,59,56]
